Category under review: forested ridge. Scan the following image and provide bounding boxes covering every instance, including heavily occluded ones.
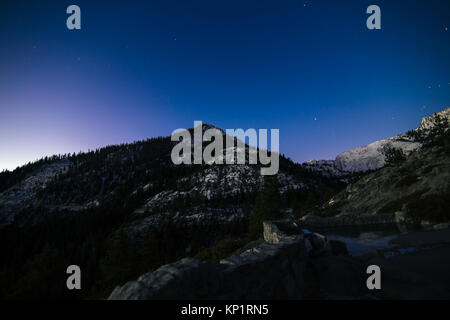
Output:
[0,133,346,299]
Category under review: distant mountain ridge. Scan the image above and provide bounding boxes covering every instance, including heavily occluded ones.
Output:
[1,108,448,228]
[0,123,344,228]
[306,107,450,173]
[0,108,448,300]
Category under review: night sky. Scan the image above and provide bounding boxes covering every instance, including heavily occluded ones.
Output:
[0,0,449,171]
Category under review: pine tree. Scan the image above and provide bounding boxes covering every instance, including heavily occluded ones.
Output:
[248,175,281,240]
[100,228,138,288]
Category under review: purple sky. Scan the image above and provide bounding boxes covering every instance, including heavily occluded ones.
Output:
[1,0,449,171]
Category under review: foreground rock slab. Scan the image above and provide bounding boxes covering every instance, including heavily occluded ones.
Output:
[109,221,371,300]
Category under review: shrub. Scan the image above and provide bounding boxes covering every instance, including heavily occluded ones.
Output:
[421,166,434,175]
[248,176,282,240]
[377,189,429,214]
[380,144,406,167]
[406,189,450,224]
[378,200,403,215]
[316,201,345,217]
[395,174,419,188]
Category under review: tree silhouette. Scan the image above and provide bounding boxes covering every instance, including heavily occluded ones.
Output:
[248,175,282,240]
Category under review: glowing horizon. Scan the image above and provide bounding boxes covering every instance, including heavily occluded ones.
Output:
[1,0,449,171]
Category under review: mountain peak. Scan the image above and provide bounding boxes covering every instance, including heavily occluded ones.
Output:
[419,107,450,131]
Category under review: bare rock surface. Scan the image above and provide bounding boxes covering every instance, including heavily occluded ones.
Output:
[334,107,449,173]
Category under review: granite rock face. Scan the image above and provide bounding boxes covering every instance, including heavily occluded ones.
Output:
[335,136,421,173]
[301,108,449,175]
[313,135,450,225]
[334,108,449,173]
[418,107,450,131]
[109,257,222,300]
[0,160,71,226]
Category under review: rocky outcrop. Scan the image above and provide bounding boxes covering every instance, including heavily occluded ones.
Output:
[108,220,370,300]
[0,160,71,226]
[300,213,397,229]
[124,165,309,241]
[334,108,449,173]
[335,135,420,173]
[311,126,450,227]
[137,166,305,214]
[418,107,450,131]
[301,160,349,178]
[300,108,449,175]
